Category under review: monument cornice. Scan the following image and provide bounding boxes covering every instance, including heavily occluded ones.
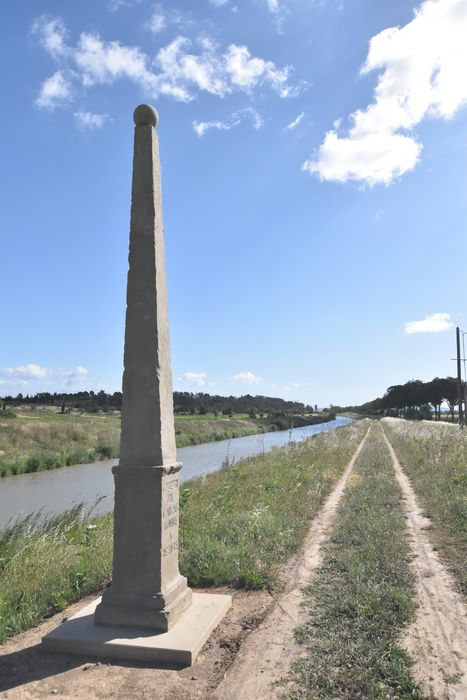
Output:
[112,463,183,476]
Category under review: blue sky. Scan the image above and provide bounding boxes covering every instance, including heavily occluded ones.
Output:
[0,0,466,406]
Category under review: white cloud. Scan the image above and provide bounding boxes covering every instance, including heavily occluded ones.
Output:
[74,111,109,129]
[107,0,143,11]
[147,6,166,33]
[156,36,227,99]
[232,371,263,384]
[0,365,90,390]
[33,19,302,107]
[36,71,73,109]
[72,366,89,377]
[75,33,154,89]
[224,44,294,96]
[4,364,48,379]
[193,107,264,136]
[210,0,230,6]
[404,312,454,334]
[182,371,207,386]
[145,6,194,34]
[304,130,421,186]
[305,0,467,186]
[31,16,69,59]
[264,0,288,33]
[286,111,304,130]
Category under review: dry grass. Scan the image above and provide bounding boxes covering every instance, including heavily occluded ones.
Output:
[382,418,467,597]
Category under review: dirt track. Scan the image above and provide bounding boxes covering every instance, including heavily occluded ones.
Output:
[1,422,466,699]
[213,425,371,699]
[382,426,467,700]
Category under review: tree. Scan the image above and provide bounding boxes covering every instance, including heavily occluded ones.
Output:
[427,378,445,420]
[439,377,458,422]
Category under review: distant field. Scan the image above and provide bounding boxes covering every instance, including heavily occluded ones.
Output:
[0,409,331,477]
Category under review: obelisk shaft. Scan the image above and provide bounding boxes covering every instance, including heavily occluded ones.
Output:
[95,105,191,632]
[119,115,176,467]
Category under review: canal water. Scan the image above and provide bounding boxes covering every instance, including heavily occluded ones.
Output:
[0,417,352,529]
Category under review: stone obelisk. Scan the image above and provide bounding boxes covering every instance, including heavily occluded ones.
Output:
[42,105,230,664]
[94,104,192,631]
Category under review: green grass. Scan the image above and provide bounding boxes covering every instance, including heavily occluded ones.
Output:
[382,417,467,597]
[174,414,267,447]
[0,410,333,476]
[0,412,121,477]
[179,421,367,589]
[0,412,262,477]
[286,424,424,699]
[0,506,113,642]
[0,421,367,642]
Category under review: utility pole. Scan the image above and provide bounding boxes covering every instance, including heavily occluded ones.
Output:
[456,326,464,429]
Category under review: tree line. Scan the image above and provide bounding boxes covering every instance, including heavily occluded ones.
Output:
[334,377,460,421]
[1,390,316,417]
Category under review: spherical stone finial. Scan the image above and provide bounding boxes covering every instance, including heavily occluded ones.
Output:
[133,104,159,127]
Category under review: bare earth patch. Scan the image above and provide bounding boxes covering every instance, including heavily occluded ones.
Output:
[0,587,272,700]
[382,427,467,700]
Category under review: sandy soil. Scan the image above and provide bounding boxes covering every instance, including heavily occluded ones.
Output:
[0,588,272,700]
[381,427,467,700]
[0,429,370,700]
[213,425,371,699]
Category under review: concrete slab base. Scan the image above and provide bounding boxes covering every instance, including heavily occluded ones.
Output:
[42,593,231,666]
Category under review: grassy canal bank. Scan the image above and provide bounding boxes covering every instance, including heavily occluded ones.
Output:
[0,420,366,643]
[0,409,334,478]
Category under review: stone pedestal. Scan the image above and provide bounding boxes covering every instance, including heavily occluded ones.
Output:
[42,594,231,666]
[94,464,192,631]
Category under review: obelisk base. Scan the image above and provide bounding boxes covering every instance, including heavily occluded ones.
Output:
[93,462,190,632]
[42,593,231,666]
[94,576,192,631]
